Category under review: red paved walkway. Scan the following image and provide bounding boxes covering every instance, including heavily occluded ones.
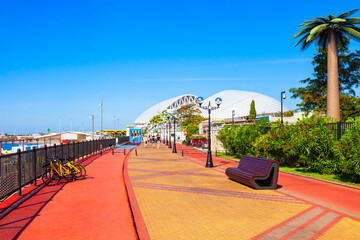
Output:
[0,149,137,240]
[179,143,360,219]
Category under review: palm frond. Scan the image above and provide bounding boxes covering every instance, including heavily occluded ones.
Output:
[294,33,310,48]
[317,33,328,49]
[292,26,316,39]
[345,19,360,25]
[336,31,347,48]
[300,37,313,50]
[314,17,328,23]
[337,9,359,18]
[326,15,335,20]
[340,27,360,41]
[330,18,346,23]
[308,24,328,37]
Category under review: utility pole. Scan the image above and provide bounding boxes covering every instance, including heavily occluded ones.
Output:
[100,96,103,133]
[113,115,116,129]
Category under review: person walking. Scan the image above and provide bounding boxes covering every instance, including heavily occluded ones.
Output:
[143,135,148,148]
[152,135,156,148]
[157,135,161,148]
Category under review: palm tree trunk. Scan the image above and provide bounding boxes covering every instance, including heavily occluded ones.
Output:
[327,29,340,121]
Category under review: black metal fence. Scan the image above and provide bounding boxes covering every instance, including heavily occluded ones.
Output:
[261,122,354,140]
[0,137,129,202]
[329,122,354,140]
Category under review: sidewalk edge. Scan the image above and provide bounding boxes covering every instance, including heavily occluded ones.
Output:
[123,148,151,240]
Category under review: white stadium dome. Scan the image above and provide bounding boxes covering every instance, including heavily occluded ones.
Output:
[201,90,289,120]
[133,90,288,126]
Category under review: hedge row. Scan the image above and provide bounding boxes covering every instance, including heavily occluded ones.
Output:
[217,115,360,181]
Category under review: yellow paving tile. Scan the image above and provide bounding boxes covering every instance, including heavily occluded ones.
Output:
[128,160,198,171]
[135,174,284,196]
[133,187,311,240]
[318,217,360,240]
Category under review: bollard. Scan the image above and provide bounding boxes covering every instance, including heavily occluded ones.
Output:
[182,149,184,156]
[124,145,126,155]
[135,148,138,156]
[112,145,114,155]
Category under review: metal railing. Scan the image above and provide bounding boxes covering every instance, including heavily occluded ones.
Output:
[0,137,128,202]
[260,122,354,140]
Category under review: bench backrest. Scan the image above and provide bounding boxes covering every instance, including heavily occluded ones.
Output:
[237,155,278,175]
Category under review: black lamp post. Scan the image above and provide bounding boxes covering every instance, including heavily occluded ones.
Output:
[281,91,286,124]
[163,124,165,144]
[165,122,169,145]
[167,114,172,148]
[232,110,235,125]
[196,96,222,167]
[171,112,181,153]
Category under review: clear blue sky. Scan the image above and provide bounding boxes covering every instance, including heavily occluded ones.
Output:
[1,0,360,134]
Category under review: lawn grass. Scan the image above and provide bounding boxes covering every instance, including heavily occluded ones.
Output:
[216,152,360,187]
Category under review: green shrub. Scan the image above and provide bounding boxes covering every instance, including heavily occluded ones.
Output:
[334,119,360,180]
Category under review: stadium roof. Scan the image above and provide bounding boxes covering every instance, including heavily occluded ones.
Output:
[134,90,288,125]
[201,90,288,120]
[134,94,197,125]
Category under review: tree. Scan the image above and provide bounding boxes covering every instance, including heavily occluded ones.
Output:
[293,9,360,121]
[290,40,360,121]
[177,104,206,139]
[248,100,256,120]
[149,114,163,133]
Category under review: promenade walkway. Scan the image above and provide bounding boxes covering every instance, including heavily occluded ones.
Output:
[127,143,360,240]
[1,143,360,239]
[0,149,137,240]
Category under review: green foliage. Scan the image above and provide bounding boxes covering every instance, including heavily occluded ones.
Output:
[290,40,360,121]
[249,100,256,120]
[292,9,360,50]
[217,115,360,182]
[177,104,206,140]
[149,114,163,126]
[217,124,262,158]
[334,119,360,181]
[180,123,199,139]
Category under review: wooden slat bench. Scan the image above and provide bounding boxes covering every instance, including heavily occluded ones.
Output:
[225,155,279,190]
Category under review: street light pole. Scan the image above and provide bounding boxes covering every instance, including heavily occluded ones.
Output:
[168,117,172,148]
[196,97,222,167]
[89,115,94,140]
[165,122,168,145]
[232,110,235,125]
[100,97,103,135]
[281,91,286,124]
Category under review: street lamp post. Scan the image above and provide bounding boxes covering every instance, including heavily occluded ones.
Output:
[163,124,166,144]
[171,113,181,153]
[167,114,172,148]
[165,122,168,145]
[281,91,286,124]
[196,96,222,167]
[232,110,235,125]
[89,115,94,140]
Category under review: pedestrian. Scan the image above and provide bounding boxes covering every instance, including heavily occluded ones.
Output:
[157,135,161,148]
[143,135,148,148]
[152,135,157,148]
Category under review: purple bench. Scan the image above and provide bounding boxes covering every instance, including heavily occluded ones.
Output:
[225,155,279,190]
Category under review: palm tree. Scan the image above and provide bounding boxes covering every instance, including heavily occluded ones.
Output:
[293,9,360,121]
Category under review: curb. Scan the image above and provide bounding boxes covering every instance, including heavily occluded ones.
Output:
[123,146,151,240]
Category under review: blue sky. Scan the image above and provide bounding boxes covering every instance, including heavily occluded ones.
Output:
[1,0,360,134]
